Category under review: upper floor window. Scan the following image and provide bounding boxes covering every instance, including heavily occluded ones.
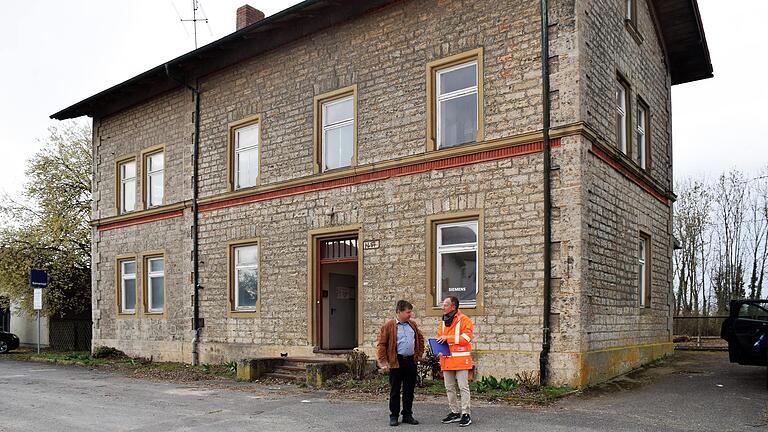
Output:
[118,160,136,214]
[638,233,650,307]
[119,259,136,314]
[145,151,164,207]
[426,49,484,151]
[322,97,354,171]
[636,101,649,170]
[437,61,478,149]
[234,122,260,189]
[145,256,164,313]
[314,86,357,173]
[615,80,630,155]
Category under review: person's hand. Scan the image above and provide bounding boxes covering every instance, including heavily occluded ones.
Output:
[436,336,448,344]
[379,366,390,374]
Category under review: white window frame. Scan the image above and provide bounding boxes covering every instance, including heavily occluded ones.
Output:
[146,152,164,208]
[119,160,136,214]
[121,260,136,314]
[234,123,260,190]
[321,96,355,172]
[436,61,479,149]
[435,220,479,308]
[146,257,164,313]
[234,245,259,311]
[636,104,647,169]
[616,83,628,154]
[638,236,648,307]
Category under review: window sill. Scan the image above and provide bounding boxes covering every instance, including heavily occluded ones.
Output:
[424,305,484,317]
[227,309,260,318]
[95,202,187,227]
[143,311,166,319]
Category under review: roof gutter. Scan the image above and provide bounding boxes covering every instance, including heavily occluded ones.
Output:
[165,64,202,367]
[539,0,553,386]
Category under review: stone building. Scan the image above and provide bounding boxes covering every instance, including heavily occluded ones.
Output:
[52,0,712,386]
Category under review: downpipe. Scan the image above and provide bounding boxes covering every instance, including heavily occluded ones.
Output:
[539,0,553,386]
[165,64,202,366]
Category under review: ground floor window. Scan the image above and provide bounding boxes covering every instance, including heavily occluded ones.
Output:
[638,233,650,307]
[145,256,164,313]
[119,259,136,314]
[427,212,483,312]
[229,240,260,313]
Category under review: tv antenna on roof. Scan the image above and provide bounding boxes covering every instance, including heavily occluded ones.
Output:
[175,0,210,49]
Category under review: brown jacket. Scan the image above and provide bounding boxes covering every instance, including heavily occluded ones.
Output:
[376,319,425,369]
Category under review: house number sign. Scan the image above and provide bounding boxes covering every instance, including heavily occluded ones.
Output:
[363,239,380,250]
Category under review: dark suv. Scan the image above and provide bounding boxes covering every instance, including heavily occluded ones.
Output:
[721,299,768,387]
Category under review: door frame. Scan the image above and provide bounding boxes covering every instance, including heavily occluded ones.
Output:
[307,224,363,349]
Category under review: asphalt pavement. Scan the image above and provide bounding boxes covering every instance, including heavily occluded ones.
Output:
[0,351,765,431]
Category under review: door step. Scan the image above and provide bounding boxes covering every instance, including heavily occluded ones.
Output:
[263,372,304,382]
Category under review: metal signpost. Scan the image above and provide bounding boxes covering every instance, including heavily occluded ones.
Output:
[30,269,48,354]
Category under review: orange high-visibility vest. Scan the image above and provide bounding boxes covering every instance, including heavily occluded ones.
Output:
[436,310,474,371]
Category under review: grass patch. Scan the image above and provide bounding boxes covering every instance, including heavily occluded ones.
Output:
[30,351,108,366]
[0,348,236,382]
[322,372,577,405]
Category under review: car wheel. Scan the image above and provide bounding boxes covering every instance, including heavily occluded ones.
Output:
[0,340,8,354]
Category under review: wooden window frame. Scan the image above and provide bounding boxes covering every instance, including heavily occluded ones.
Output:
[313,85,358,174]
[140,145,165,210]
[636,97,651,171]
[115,156,137,215]
[141,251,166,318]
[638,232,651,308]
[425,210,484,316]
[227,238,261,317]
[426,48,485,152]
[115,255,138,317]
[616,75,631,156]
[227,114,262,191]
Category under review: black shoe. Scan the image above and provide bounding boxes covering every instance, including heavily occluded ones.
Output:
[442,412,461,423]
[459,414,472,427]
[390,416,399,427]
[401,416,419,425]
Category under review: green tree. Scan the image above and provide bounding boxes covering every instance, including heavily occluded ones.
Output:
[0,121,91,317]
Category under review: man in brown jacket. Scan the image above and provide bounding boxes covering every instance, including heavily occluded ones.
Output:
[377,300,425,427]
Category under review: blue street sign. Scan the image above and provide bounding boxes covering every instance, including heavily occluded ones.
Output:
[30,269,48,288]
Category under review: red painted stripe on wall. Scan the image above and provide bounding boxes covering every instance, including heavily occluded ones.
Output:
[199,139,560,213]
[96,138,561,230]
[590,144,669,206]
[98,209,184,232]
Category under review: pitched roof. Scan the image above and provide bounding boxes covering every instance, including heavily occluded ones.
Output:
[651,0,713,85]
[51,0,712,120]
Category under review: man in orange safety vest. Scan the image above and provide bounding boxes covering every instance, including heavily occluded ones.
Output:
[436,296,474,427]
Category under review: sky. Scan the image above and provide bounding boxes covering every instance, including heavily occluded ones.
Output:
[0,0,765,198]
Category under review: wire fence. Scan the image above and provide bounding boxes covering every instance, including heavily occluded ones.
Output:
[49,319,92,351]
[673,316,729,350]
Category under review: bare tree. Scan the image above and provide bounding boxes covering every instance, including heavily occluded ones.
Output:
[747,170,768,299]
[711,170,748,313]
[674,179,711,316]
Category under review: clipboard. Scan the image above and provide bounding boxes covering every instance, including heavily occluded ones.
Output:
[428,338,451,357]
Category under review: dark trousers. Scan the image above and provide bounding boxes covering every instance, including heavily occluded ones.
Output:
[389,355,417,418]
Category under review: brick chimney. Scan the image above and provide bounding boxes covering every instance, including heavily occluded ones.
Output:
[236,5,265,31]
